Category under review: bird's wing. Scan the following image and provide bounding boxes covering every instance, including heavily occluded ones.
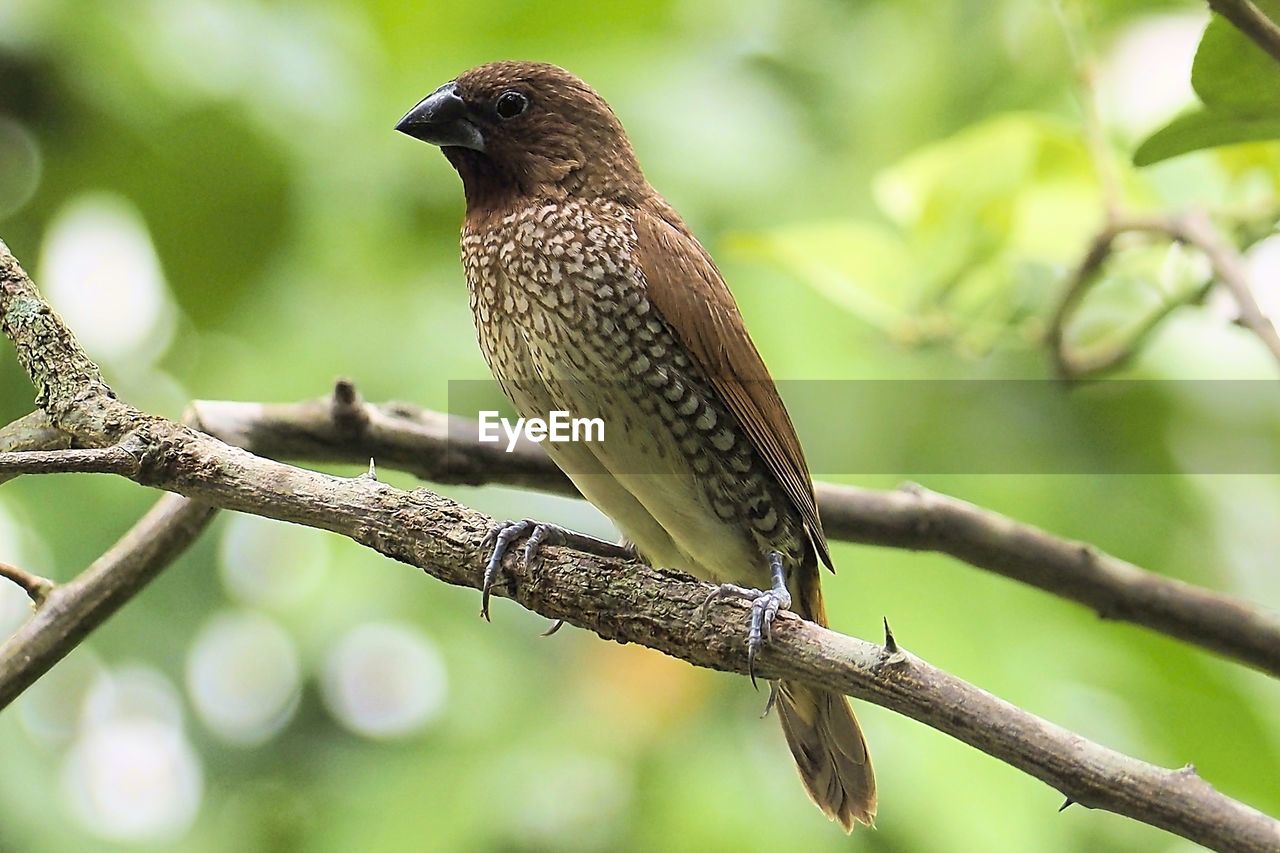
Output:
[632,206,833,571]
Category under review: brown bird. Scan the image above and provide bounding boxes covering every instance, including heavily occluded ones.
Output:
[396,61,876,831]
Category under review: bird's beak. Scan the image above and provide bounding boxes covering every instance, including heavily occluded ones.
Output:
[395,82,485,152]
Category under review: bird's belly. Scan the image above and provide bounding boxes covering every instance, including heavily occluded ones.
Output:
[511,319,791,588]
[545,380,772,586]
[466,236,805,589]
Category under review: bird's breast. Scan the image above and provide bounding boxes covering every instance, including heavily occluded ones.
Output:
[460,199,808,585]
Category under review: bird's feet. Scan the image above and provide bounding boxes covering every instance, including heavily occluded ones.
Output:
[479,519,636,621]
[702,551,791,687]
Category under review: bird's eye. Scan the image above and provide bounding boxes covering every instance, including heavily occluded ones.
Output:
[494,90,529,120]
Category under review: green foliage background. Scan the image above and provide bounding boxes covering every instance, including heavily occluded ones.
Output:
[0,1,1278,851]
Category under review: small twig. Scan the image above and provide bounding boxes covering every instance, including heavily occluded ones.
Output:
[0,494,216,708]
[1049,212,1280,378]
[0,411,73,485]
[1171,211,1280,363]
[0,561,55,607]
[1052,0,1123,220]
[0,411,71,453]
[1207,0,1280,65]
[0,445,140,479]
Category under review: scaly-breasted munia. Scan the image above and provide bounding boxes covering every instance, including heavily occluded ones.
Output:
[396,61,875,831]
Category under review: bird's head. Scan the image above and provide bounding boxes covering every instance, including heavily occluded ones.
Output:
[396,62,649,211]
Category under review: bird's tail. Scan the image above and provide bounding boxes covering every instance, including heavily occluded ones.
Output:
[775,681,877,832]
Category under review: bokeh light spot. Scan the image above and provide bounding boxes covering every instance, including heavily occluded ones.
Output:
[38,193,176,365]
[321,621,447,739]
[0,115,41,218]
[62,718,203,843]
[186,609,301,746]
[218,514,329,610]
[16,649,105,745]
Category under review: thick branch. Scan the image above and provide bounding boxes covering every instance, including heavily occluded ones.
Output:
[1208,0,1280,65]
[189,387,1280,679]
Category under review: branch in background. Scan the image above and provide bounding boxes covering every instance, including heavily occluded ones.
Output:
[1052,0,1123,221]
[1049,212,1280,379]
[0,561,54,607]
[3,241,1280,849]
[1174,211,1280,360]
[0,410,71,485]
[188,384,1280,679]
[187,380,563,494]
[0,410,70,453]
[1208,0,1280,65]
[0,494,215,708]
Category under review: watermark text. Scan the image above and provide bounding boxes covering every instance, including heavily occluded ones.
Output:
[478,410,605,452]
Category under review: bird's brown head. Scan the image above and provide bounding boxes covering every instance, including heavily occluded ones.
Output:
[396,62,649,212]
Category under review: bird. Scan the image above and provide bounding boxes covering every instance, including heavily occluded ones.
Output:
[395,60,876,831]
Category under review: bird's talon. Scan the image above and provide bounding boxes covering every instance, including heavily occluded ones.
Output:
[480,519,536,619]
[702,552,792,687]
[761,682,780,718]
[480,519,628,619]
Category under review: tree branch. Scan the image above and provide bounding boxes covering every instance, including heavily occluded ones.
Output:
[3,241,1279,849]
[1049,212,1280,379]
[0,411,71,453]
[0,444,142,478]
[0,494,215,707]
[187,384,1280,679]
[1208,0,1280,65]
[0,561,54,607]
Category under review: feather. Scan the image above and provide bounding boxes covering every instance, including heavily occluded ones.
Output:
[632,204,834,576]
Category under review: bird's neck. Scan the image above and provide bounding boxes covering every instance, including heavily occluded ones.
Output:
[445,148,655,221]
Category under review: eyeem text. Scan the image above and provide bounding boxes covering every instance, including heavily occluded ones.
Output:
[478,410,605,452]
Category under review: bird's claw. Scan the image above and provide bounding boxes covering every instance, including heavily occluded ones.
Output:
[481,519,538,620]
[702,551,791,688]
[480,519,635,622]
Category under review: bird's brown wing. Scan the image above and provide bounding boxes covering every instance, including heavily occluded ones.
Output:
[632,206,833,572]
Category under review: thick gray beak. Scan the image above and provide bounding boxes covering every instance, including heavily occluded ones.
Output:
[395,82,485,151]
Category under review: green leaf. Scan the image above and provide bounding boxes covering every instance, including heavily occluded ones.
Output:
[727,222,916,332]
[872,113,1088,231]
[1134,108,1280,166]
[1191,0,1280,115]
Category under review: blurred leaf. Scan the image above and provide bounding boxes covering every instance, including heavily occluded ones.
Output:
[1134,108,1280,166]
[1135,0,1280,165]
[728,222,916,333]
[872,114,1094,286]
[1191,0,1280,115]
[872,114,1090,232]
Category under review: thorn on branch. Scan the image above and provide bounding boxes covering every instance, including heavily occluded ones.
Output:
[883,616,898,653]
[359,457,378,481]
[0,560,55,608]
[1059,797,1075,812]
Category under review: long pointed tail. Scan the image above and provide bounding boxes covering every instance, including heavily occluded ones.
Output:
[776,681,877,832]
